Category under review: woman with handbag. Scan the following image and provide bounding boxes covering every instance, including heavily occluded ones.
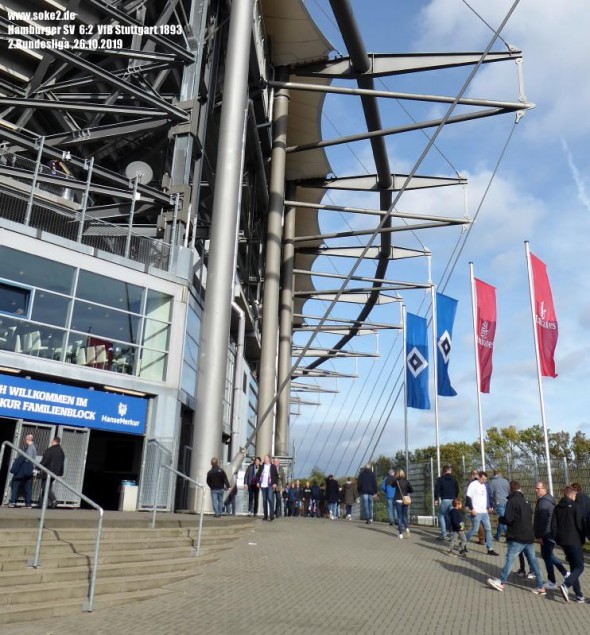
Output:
[393,469,414,539]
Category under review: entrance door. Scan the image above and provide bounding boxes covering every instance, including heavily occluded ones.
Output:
[54,425,90,507]
[2,421,54,506]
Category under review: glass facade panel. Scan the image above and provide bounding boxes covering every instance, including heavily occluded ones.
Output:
[146,290,172,322]
[30,291,70,327]
[140,349,167,381]
[0,246,74,294]
[0,281,31,317]
[77,269,144,313]
[143,319,170,351]
[71,301,142,344]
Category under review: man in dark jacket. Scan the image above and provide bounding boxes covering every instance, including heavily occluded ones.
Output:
[434,465,459,540]
[552,485,585,603]
[487,481,545,594]
[533,481,568,589]
[570,482,590,541]
[357,463,377,524]
[40,436,65,509]
[206,457,229,518]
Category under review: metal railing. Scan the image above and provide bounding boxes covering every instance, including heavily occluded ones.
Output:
[151,465,205,557]
[0,441,104,612]
[0,149,174,271]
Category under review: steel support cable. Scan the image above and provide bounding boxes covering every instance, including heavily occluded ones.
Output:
[231,0,521,476]
[461,0,512,49]
[356,122,520,473]
[329,330,402,474]
[298,0,521,374]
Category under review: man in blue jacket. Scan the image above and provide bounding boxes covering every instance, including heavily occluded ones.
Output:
[382,469,398,526]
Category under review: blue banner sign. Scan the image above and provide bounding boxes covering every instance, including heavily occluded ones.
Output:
[0,374,147,435]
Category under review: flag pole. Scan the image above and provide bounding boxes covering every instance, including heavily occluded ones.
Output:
[402,304,409,475]
[525,241,554,495]
[469,262,486,470]
[431,284,441,478]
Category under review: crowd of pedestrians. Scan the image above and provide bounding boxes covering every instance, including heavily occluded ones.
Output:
[208,456,590,604]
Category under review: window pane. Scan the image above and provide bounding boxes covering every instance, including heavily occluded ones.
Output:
[31,291,70,327]
[0,281,30,317]
[71,301,142,344]
[0,247,74,294]
[139,349,167,381]
[146,290,172,322]
[143,319,170,351]
[77,270,143,313]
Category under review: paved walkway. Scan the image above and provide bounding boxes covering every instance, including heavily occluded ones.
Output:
[3,516,589,635]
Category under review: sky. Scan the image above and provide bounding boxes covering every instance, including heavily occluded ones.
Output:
[291,0,590,477]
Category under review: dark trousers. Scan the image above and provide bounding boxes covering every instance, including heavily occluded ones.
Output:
[274,491,282,517]
[247,485,259,515]
[40,478,57,507]
[562,545,584,597]
[10,476,33,505]
[540,538,567,583]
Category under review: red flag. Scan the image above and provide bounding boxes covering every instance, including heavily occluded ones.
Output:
[475,278,496,393]
[530,252,558,377]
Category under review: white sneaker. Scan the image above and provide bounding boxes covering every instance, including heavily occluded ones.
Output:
[487,578,505,592]
[406,528,410,535]
[545,581,558,589]
[398,534,403,539]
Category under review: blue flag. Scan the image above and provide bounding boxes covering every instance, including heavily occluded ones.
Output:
[405,313,430,410]
[436,292,458,397]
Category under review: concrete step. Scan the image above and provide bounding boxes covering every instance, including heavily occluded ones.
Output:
[0,553,219,589]
[0,587,173,626]
[0,543,231,571]
[0,568,206,607]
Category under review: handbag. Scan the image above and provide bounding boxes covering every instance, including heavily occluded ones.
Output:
[402,494,412,506]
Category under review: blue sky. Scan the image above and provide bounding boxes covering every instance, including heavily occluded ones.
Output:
[291,0,590,477]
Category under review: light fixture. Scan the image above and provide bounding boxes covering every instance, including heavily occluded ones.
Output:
[103,385,146,398]
[0,366,21,374]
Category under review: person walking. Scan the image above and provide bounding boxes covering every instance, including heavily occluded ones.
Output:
[243,456,261,516]
[40,436,65,509]
[486,480,546,595]
[465,471,499,556]
[489,469,510,541]
[273,458,284,518]
[552,485,586,603]
[7,434,37,508]
[382,469,398,527]
[341,477,356,520]
[393,469,414,538]
[206,458,229,518]
[256,454,278,521]
[325,475,341,520]
[434,465,459,540]
[447,498,468,556]
[533,481,568,590]
[357,463,378,524]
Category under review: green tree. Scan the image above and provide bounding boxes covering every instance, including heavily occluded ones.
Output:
[572,431,590,463]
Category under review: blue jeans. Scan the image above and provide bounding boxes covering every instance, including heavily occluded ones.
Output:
[499,542,543,588]
[494,504,506,539]
[438,499,453,536]
[329,502,338,517]
[260,487,274,519]
[465,513,493,550]
[210,489,224,516]
[394,501,409,534]
[562,545,584,597]
[540,537,567,583]
[386,498,398,524]
[362,494,373,520]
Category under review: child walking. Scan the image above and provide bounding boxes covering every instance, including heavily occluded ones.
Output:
[448,498,468,556]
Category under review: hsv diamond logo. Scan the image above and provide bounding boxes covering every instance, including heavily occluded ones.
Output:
[438,330,452,363]
[118,402,128,417]
[407,347,428,378]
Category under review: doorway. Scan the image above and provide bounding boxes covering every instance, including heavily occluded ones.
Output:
[83,430,144,510]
